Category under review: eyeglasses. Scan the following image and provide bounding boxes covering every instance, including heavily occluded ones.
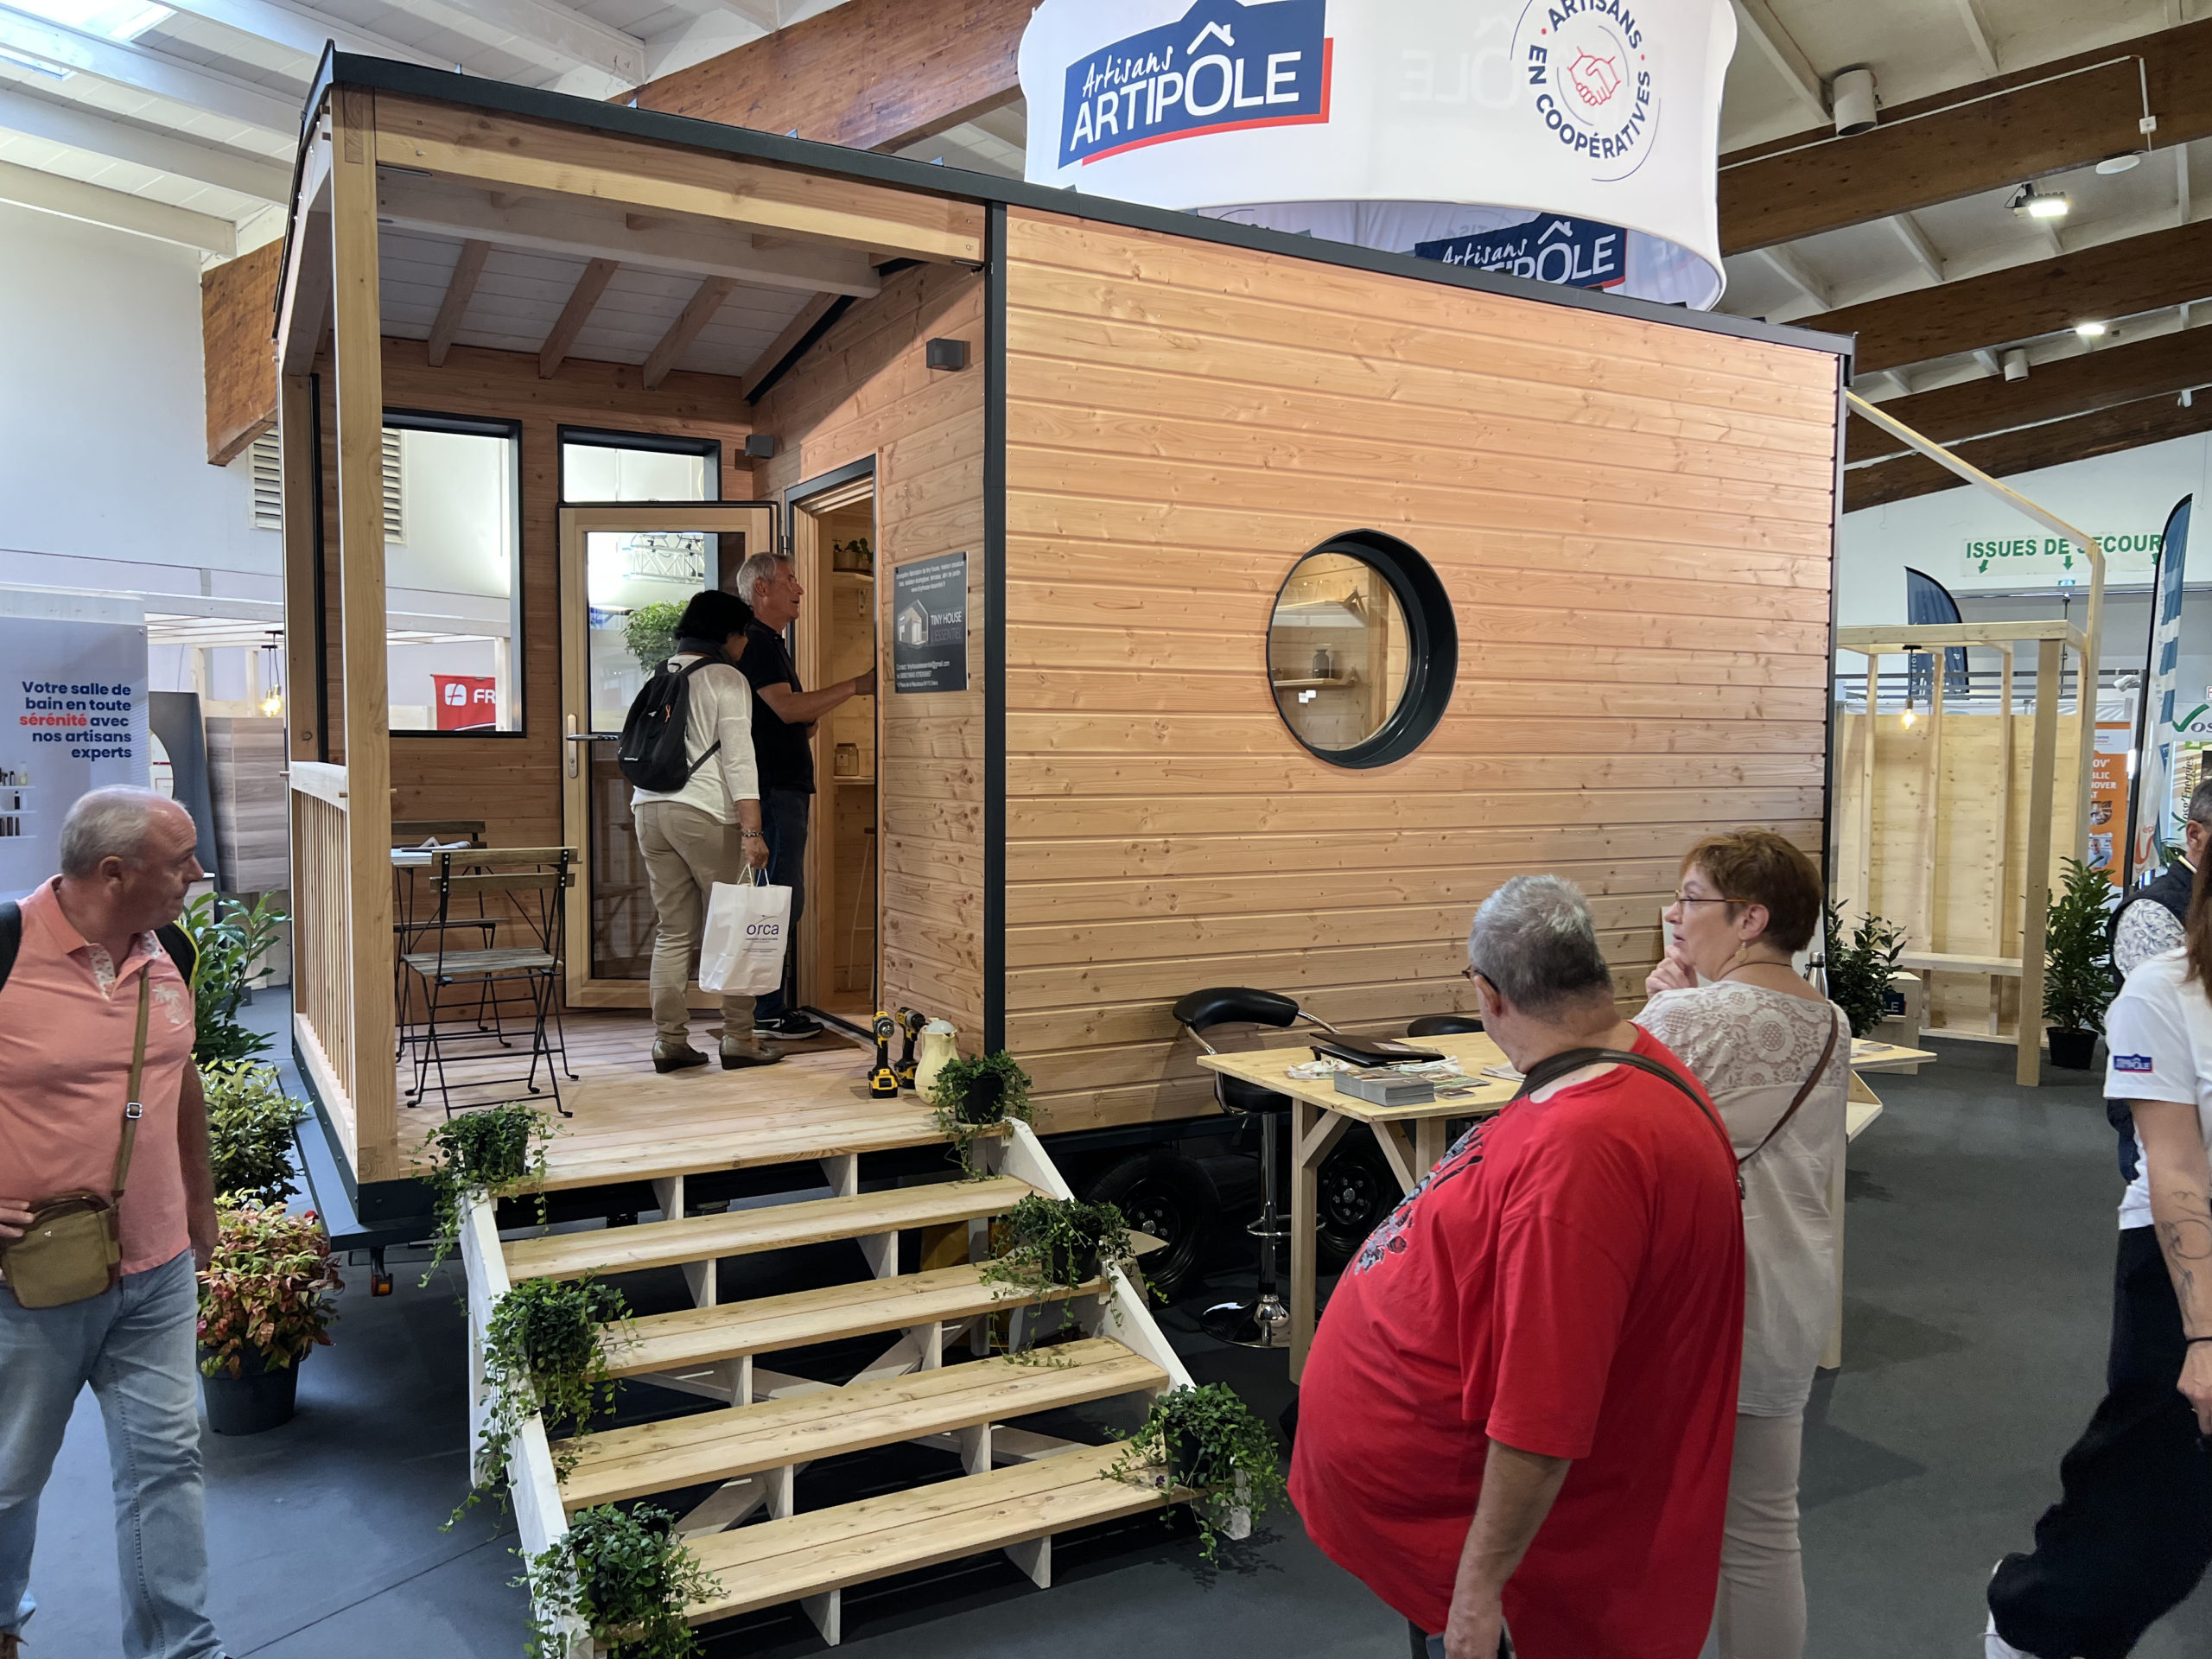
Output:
[1671,889,1748,906]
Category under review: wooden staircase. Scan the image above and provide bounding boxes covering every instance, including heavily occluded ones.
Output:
[459,1101,1210,1655]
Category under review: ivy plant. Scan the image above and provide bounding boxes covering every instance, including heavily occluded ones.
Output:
[456,1274,629,1525]
[1102,1382,1289,1566]
[2044,855,2117,1034]
[925,1050,1033,1178]
[622,602,687,674]
[418,1103,554,1282]
[196,1203,342,1376]
[181,892,289,1065]
[519,1503,720,1659]
[1820,902,1907,1039]
[201,1059,307,1207]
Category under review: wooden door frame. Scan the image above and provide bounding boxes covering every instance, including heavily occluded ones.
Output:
[557,502,776,1008]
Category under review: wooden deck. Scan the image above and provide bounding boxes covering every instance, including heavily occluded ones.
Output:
[395,1010,922,1187]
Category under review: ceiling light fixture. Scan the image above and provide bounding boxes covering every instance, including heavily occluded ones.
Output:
[2008,183,2071,220]
[2075,321,2108,339]
[1830,67,1877,137]
[2096,153,2143,175]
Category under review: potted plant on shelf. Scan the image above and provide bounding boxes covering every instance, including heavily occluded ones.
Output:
[520,1502,721,1659]
[1103,1382,1289,1564]
[2044,856,2116,1070]
[925,1050,1033,1176]
[419,1103,555,1280]
[195,1203,342,1434]
[457,1274,630,1522]
[202,1059,308,1207]
[1821,902,1907,1039]
[181,892,289,1065]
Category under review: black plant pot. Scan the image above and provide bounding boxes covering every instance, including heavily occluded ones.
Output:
[1166,1427,1227,1491]
[200,1344,301,1434]
[2048,1027,2100,1071]
[956,1071,1007,1125]
[1039,1241,1101,1287]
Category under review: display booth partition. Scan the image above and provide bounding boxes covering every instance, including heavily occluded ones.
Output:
[270,56,1850,1218]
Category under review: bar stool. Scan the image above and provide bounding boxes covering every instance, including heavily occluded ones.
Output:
[1172,987,1344,1349]
[1408,1015,1484,1038]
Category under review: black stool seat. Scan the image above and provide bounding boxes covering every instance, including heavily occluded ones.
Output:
[1408,1014,1484,1038]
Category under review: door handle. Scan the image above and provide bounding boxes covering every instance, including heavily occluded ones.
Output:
[565,714,584,778]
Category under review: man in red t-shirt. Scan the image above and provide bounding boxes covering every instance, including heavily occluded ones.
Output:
[1293,874,1745,1659]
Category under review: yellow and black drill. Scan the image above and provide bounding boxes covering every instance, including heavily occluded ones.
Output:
[895,1007,928,1091]
[868,1010,901,1098]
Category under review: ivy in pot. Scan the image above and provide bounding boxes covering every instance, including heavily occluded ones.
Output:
[1102,1382,1289,1565]
[925,1051,1033,1178]
[2044,855,2116,1070]
[519,1502,721,1659]
[201,1059,308,1208]
[195,1203,343,1434]
[1820,902,1907,1039]
[419,1103,555,1281]
[456,1273,630,1524]
[979,1193,1135,1358]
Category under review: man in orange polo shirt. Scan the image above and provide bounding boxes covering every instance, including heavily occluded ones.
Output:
[0,788,224,1659]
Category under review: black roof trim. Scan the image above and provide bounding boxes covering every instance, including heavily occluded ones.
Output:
[301,49,1853,363]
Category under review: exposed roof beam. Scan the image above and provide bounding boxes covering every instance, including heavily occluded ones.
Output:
[0,86,289,199]
[1729,0,1827,122]
[1890,213,1946,283]
[1718,18,2212,256]
[1847,386,2212,510]
[1949,0,2000,76]
[2181,145,2194,226]
[0,155,233,252]
[643,274,735,388]
[0,4,301,135]
[374,173,882,296]
[426,238,488,367]
[1758,244,1832,310]
[159,0,448,70]
[538,256,619,378]
[1803,217,2212,373]
[740,289,839,398]
[400,0,642,86]
[1847,316,2212,461]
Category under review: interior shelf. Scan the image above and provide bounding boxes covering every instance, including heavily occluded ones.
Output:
[1270,675,1362,690]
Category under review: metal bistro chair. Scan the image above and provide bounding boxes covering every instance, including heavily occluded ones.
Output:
[391,823,491,1063]
[1172,987,1345,1350]
[402,847,576,1117]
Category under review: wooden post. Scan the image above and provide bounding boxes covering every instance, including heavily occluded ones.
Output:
[331,85,397,1179]
[2069,632,2098,872]
[2018,639,2063,1086]
[1858,652,1878,915]
[1993,643,2014,1034]
[1923,667,1944,951]
[278,373,319,765]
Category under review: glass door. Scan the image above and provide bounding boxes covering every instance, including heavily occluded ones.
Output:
[559,503,777,1007]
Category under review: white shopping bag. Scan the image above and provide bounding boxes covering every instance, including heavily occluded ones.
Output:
[697,871,791,995]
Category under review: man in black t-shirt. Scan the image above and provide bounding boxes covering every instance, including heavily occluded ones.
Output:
[732,550,875,1039]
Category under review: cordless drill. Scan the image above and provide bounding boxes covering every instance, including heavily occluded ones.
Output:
[868,1010,901,1098]
[895,1007,928,1091]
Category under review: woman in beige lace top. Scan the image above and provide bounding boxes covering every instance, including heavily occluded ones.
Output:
[1634,829,1848,1659]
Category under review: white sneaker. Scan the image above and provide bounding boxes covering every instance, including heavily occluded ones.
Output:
[1985,1617,2034,1659]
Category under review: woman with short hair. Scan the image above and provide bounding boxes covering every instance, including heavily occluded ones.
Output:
[1635,828,1848,1659]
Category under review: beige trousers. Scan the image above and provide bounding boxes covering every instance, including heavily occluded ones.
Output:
[1705,1411,1806,1659]
[633,801,757,1046]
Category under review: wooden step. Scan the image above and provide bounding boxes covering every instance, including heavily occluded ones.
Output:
[535,1097,976,1192]
[560,1338,1165,1510]
[601,1264,1101,1379]
[682,1442,1183,1625]
[505,1177,1035,1284]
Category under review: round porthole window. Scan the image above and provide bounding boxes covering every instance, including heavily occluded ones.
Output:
[1266,531,1456,769]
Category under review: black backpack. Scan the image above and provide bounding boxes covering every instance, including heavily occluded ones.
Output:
[617,655,725,792]
[0,899,195,995]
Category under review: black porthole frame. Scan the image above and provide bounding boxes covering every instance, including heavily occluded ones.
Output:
[1267,530,1457,770]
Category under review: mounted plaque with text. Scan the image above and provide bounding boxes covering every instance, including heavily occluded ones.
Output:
[891,552,969,694]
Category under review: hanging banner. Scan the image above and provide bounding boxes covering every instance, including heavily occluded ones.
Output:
[1020,0,1737,307]
[1414,215,1627,288]
[2126,495,2193,885]
[2091,723,2133,887]
[432,673,499,732]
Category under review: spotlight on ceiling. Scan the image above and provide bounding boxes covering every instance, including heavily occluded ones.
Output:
[2096,153,2144,175]
[2002,349,2030,382]
[2075,321,2109,339]
[2008,183,2071,219]
[1830,67,1877,137]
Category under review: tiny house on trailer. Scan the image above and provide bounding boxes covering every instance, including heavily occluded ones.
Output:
[269,54,1850,1235]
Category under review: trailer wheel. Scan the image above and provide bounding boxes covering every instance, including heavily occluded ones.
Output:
[1315,1132,1399,1273]
[1083,1152,1213,1305]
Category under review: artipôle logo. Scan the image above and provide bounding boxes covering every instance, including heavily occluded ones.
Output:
[1513,0,1658,182]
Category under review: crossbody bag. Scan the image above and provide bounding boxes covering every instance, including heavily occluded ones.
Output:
[0,970,151,1309]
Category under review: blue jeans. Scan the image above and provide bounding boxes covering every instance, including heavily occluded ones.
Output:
[753,786,811,1020]
[0,1251,221,1659]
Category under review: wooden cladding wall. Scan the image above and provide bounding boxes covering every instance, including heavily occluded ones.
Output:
[750,261,987,1037]
[202,241,282,466]
[1000,208,1842,1134]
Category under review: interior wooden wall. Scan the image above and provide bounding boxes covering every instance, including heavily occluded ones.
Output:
[201,240,282,466]
[750,261,986,1039]
[1000,207,1841,1133]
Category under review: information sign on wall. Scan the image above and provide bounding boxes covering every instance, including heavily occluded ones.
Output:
[2091,722,2133,886]
[1959,531,2163,587]
[892,553,969,694]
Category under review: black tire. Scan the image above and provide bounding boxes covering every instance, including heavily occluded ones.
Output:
[1082,1151,1216,1305]
[1314,1130,1399,1273]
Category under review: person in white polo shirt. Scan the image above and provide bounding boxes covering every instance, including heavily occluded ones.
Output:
[1986,877,2212,1659]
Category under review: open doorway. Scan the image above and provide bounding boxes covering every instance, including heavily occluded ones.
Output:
[788,466,880,1025]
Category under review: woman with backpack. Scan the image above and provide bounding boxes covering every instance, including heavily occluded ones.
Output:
[1634,829,1849,1659]
[625,589,782,1073]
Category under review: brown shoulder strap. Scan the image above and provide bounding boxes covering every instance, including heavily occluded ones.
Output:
[110,970,151,1200]
[1740,1005,1842,1171]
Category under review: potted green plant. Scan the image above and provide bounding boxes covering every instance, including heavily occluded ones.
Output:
[2044,855,2117,1070]
[1820,902,1907,1039]
[520,1503,721,1659]
[1102,1382,1289,1564]
[622,601,687,673]
[418,1103,555,1280]
[181,892,289,1064]
[195,1203,342,1434]
[983,1192,1134,1298]
[201,1059,308,1207]
[925,1050,1033,1175]
[458,1274,629,1522]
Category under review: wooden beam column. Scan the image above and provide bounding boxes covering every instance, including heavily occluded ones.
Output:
[331,85,398,1179]
[2018,639,2063,1086]
[277,372,321,765]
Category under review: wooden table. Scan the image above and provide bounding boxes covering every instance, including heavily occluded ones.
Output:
[1823,1040,1935,1368]
[1198,1033,1938,1382]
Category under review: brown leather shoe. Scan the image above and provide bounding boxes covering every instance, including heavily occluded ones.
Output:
[721,1037,785,1069]
[652,1041,709,1075]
